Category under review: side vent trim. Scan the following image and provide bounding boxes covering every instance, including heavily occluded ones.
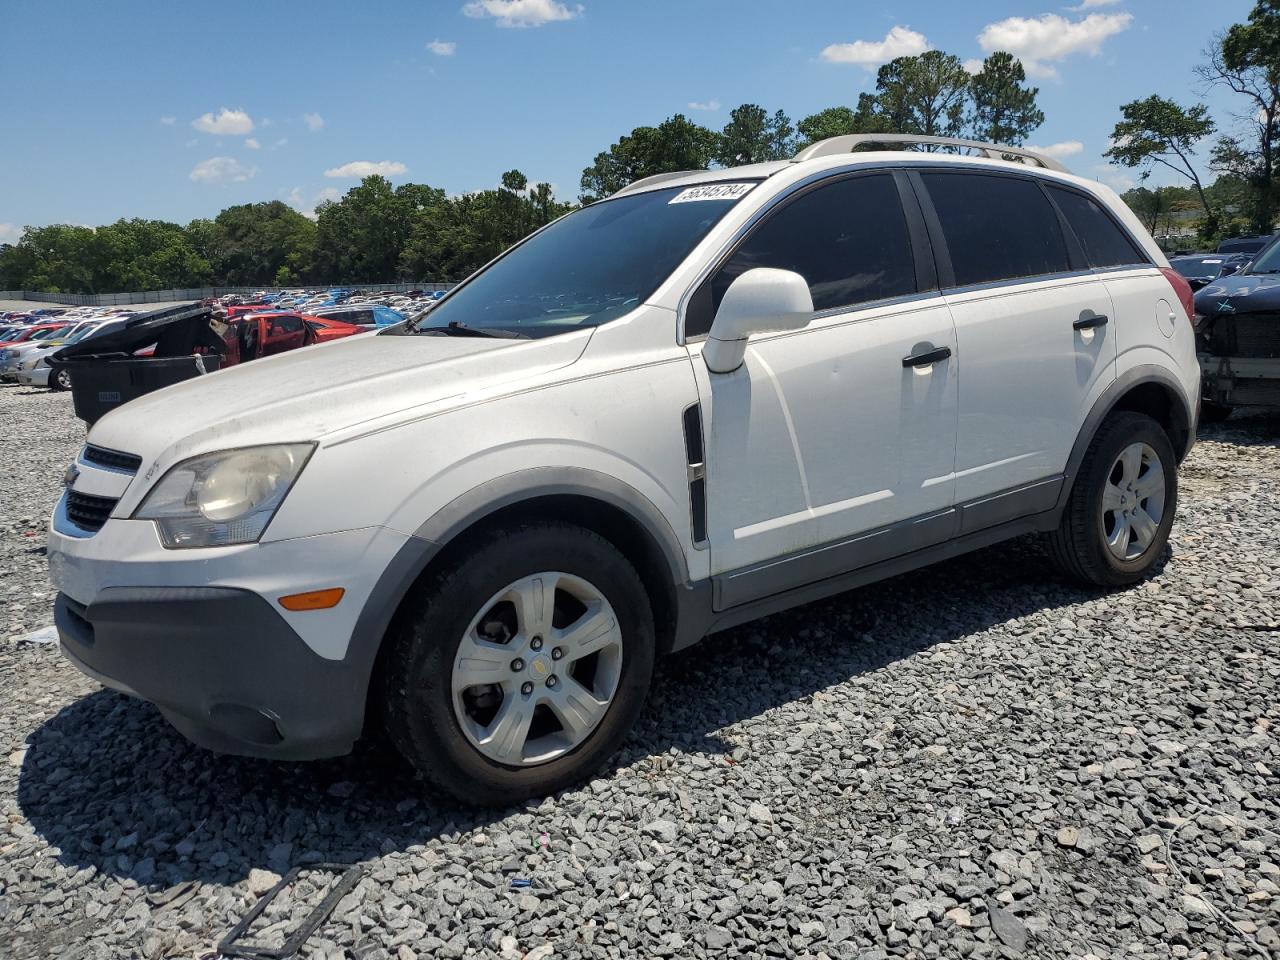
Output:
[682,403,708,548]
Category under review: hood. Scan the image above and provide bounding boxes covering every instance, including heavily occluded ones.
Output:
[86,328,592,468]
[1194,272,1280,316]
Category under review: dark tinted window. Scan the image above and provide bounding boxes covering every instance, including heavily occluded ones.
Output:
[1048,187,1146,268]
[709,174,915,320]
[922,173,1071,286]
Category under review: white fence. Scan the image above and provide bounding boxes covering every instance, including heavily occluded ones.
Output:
[0,283,453,307]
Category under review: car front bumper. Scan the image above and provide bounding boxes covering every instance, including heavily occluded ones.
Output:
[48,509,414,759]
[17,365,50,387]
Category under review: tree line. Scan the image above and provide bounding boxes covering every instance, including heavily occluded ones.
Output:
[1106,0,1280,241]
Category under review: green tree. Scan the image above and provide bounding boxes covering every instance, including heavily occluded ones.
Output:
[1106,96,1217,230]
[714,104,795,165]
[579,114,720,201]
[1198,0,1280,232]
[207,201,317,286]
[872,50,971,140]
[968,52,1044,145]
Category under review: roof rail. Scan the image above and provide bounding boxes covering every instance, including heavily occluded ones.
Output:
[792,134,1069,173]
[611,170,702,198]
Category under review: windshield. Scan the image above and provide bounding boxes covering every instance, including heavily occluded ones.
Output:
[30,326,68,341]
[1243,237,1280,274]
[410,183,755,338]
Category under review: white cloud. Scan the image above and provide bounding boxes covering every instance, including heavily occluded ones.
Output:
[427,39,457,56]
[323,160,408,178]
[273,138,289,149]
[244,138,261,150]
[0,223,23,245]
[1069,0,1122,9]
[1092,165,1135,192]
[303,112,325,132]
[462,0,583,28]
[688,99,721,112]
[820,25,929,68]
[1026,140,1085,159]
[159,116,176,126]
[191,107,255,136]
[289,186,344,220]
[189,156,257,184]
[977,13,1132,80]
[962,58,984,75]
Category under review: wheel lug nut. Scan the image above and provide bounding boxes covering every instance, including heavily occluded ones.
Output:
[520,681,534,695]
[551,647,563,661]
[530,636,543,651]
[546,675,558,688]
[511,658,524,672]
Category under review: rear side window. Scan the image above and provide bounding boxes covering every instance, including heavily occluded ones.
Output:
[922,173,1072,287]
[1048,187,1147,268]
[710,173,916,319]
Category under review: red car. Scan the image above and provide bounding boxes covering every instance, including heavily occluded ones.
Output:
[226,311,362,364]
[0,323,70,347]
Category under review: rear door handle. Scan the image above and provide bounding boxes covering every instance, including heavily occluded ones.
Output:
[902,346,952,368]
[1073,314,1109,330]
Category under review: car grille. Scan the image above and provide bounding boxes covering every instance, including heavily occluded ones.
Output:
[65,491,119,533]
[1206,312,1280,358]
[83,444,143,472]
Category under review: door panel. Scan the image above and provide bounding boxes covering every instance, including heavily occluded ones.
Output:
[697,298,958,576]
[946,276,1117,501]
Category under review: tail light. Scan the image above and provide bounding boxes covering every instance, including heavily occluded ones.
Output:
[1159,267,1196,327]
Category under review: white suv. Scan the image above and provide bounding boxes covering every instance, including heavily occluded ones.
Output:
[48,135,1200,803]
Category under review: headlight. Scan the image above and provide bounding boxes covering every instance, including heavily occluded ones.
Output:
[134,443,314,548]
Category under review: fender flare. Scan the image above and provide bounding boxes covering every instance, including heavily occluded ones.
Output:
[339,467,691,722]
[1055,365,1195,513]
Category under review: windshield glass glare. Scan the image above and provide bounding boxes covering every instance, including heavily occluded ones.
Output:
[414,184,754,338]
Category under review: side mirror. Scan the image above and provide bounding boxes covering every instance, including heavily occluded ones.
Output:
[1217,262,1241,277]
[703,268,814,374]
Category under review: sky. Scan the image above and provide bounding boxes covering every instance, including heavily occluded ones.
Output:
[0,0,1259,242]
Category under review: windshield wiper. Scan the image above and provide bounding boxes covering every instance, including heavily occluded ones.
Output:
[417,321,529,339]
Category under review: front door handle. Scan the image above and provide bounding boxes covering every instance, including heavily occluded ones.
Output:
[1073,314,1109,330]
[902,346,952,368]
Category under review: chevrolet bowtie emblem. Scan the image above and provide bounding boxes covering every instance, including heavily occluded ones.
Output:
[64,463,80,489]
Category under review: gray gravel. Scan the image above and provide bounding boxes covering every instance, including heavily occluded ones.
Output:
[2,381,1278,960]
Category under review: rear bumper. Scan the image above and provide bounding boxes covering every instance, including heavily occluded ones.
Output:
[55,587,369,759]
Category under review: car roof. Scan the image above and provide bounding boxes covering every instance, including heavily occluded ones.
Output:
[613,142,1081,201]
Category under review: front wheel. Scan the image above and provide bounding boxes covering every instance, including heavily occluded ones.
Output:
[1047,411,1178,587]
[379,522,655,804]
[50,367,72,392]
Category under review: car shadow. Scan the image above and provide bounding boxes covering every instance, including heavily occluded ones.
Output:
[1197,406,1280,447]
[17,534,1123,892]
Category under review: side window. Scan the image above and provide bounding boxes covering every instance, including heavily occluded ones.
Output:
[1048,186,1147,268]
[692,174,915,335]
[921,173,1072,287]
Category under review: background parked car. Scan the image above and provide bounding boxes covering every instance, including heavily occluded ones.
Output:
[308,303,405,330]
[1168,252,1251,290]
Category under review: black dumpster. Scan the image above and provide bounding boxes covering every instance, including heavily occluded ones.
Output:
[50,303,234,426]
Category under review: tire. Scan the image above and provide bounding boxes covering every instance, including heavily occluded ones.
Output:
[1047,411,1178,587]
[379,521,656,805]
[1199,400,1233,424]
[50,368,72,392]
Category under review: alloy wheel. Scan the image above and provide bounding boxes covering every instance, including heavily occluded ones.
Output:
[1101,441,1166,561]
[450,571,623,766]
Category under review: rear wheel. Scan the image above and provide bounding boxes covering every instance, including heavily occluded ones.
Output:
[380,522,655,804]
[1047,411,1177,587]
[50,367,72,392]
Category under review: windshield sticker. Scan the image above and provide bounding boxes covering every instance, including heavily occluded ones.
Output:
[669,183,756,204]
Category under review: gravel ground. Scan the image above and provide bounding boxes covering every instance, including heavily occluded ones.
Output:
[1,382,1278,960]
